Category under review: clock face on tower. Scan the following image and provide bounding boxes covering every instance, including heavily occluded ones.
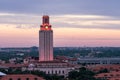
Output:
[40,15,52,31]
[45,26,48,29]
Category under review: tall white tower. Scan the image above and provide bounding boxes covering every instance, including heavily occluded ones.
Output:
[39,15,53,61]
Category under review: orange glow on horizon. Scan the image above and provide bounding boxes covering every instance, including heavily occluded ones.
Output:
[0,24,120,47]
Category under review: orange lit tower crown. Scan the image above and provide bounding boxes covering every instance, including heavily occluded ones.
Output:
[40,15,52,31]
[39,15,53,61]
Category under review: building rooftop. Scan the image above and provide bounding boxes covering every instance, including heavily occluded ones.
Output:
[0,63,28,68]
[39,60,67,63]
[95,71,120,80]
[88,64,120,72]
[0,74,44,80]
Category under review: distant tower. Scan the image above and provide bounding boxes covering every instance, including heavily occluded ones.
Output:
[39,15,53,61]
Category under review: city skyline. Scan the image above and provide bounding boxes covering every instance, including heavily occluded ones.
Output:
[0,0,120,47]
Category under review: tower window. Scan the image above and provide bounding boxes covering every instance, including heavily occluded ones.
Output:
[45,18,48,23]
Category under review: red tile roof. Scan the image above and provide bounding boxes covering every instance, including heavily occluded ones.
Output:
[88,64,120,72]
[0,63,28,68]
[39,60,66,63]
[0,74,44,80]
[95,71,120,80]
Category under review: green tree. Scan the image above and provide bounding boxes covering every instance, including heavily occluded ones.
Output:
[68,67,99,80]
[97,68,109,74]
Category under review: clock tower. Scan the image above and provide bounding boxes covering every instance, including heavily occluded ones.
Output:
[39,15,53,61]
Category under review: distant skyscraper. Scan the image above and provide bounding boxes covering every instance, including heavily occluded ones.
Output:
[39,15,53,61]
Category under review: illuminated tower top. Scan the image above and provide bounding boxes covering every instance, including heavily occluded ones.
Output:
[43,15,49,24]
[40,15,52,31]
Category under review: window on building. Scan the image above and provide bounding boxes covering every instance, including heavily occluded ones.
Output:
[34,78,38,80]
[9,78,12,80]
[55,70,57,74]
[26,78,29,80]
[45,18,48,23]
[62,70,64,74]
[59,70,61,74]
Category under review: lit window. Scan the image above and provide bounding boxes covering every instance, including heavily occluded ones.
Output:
[45,26,48,29]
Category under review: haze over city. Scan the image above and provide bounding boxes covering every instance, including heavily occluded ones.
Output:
[0,0,120,47]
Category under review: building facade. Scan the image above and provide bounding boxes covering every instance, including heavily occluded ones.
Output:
[39,15,53,61]
[78,58,120,65]
[22,61,74,76]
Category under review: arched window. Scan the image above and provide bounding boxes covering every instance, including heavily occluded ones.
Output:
[62,70,64,74]
[55,70,57,74]
[59,70,61,74]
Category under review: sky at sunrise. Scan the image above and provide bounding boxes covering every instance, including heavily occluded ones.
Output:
[0,0,120,47]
